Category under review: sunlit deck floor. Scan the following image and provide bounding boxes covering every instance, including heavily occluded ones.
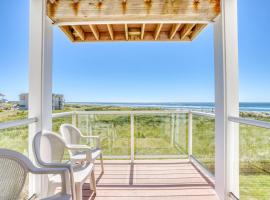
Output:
[82,159,218,200]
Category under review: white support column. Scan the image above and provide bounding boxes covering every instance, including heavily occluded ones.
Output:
[214,0,239,199]
[28,0,53,197]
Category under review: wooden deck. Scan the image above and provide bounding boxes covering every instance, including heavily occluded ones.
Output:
[82,159,218,200]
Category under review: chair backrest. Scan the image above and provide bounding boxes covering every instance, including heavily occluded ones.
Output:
[33,132,66,165]
[0,149,35,200]
[60,124,82,145]
[60,124,83,156]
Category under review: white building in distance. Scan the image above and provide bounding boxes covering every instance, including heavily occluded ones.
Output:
[19,93,64,110]
[0,93,8,103]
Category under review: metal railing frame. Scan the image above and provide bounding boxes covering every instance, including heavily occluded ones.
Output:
[0,117,38,130]
[1,109,270,200]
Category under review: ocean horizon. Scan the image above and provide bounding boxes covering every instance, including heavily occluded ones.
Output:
[66,102,270,112]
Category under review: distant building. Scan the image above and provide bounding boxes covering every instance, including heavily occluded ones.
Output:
[19,93,28,109]
[0,93,4,102]
[0,93,8,103]
[19,93,64,110]
[52,94,65,110]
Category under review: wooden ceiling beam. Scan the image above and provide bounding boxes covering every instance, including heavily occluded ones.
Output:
[169,24,181,39]
[154,24,163,40]
[107,24,114,40]
[180,24,195,40]
[89,25,100,40]
[59,26,75,42]
[141,24,145,40]
[47,0,220,24]
[71,25,85,40]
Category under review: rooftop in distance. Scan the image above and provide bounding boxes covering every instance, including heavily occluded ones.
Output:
[47,0,221,42]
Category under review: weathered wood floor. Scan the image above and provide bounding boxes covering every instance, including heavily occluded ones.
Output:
[82,160,218,200]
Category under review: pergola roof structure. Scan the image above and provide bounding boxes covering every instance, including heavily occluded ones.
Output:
[47,0,220,42]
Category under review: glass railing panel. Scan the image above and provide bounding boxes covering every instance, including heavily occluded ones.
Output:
[134,114,187,157]
[77,114,130,157]
[192,115,215,175]
[239,124,270,200]
[52,115,72,133]
[174,113,188,156]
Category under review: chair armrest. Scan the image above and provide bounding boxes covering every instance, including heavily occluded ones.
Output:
[30,167,71,196]
[66,144,93,161]
[34,162,75,199]
[81,135,101,148]
[66,144,91,150]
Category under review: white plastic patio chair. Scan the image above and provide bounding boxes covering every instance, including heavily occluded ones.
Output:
[60,124,104,173]
[0,148,71,200]
[33,132,96,200]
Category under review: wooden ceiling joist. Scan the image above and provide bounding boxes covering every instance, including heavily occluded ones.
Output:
[190,24,207,40]
[125,24,129,40]
[107,24,114,40]
[170,24,181,39]
[154,24,163,40]
[59,26,75,42]
[141,24,145,40]
[180,24,195,40]
[89,25,100,40]
[59,23,207,42]
[71,25,85,40]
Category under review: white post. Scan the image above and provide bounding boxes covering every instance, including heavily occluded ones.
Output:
[28,0,53,197]
[188,112,193,159]
[72,113,77,126]
[170,114,175,146]
[214,0,239,199]
[130,114,135,163]
[175,114,180,144]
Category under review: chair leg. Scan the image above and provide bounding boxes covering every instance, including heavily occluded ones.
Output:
[47,182,57,196]
[100,153,104,173]
[75,183,82,200]
[90,170,97,193]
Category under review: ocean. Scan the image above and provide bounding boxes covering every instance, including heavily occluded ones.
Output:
[67,102,270,112]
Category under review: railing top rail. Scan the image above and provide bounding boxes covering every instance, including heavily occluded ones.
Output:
[228,116,270,129]
[74,110,189,115]
[0,117,38,130]
[191,111,215,118]
[51,110,216,118]
[52,111,74,119]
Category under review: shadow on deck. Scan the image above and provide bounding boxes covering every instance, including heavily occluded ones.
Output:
[82,159,218,200]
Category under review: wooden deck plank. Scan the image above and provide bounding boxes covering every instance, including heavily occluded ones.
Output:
[82,160,218,200]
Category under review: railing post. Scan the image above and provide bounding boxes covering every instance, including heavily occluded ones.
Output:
[72,112,77,127]
[170,114,175,147]
[188,111,193,159]
[130,113,135,163]
[175,114,180,145]
[89,115,93,136]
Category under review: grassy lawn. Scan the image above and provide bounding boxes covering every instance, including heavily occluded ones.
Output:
[0,104,269,199]
[240,175,270,200]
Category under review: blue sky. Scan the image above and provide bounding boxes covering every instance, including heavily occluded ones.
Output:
[0,1,269,102]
